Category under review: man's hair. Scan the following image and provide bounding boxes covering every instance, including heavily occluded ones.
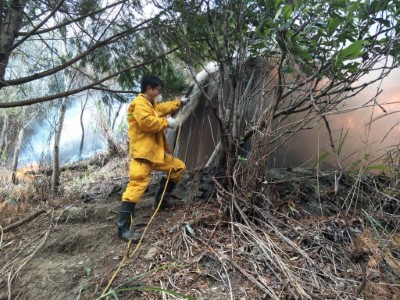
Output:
[140,75,164,93]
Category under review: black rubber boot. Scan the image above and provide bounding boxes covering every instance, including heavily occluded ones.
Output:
[117,201,141,242]
[152,177,176,210]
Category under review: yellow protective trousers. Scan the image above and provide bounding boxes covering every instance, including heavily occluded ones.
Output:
[122,154,186,203]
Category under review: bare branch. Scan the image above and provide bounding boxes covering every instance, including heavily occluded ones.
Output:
[9,0,65,52]
[0,45,180,108]
[17,0,126,36]
[1,17,156,88]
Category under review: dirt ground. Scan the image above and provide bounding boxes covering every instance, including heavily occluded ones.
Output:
[1,166,400,300]
[2,190,265,300]
[2,196,218,299]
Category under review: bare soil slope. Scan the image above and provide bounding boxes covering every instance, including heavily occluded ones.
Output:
[2,195,238,299]
[1,163,399,300]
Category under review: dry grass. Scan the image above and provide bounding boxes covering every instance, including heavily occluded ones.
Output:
[186,165,400,299]
[1,157,399,299]
[0,156,129,222]
[0,167,49,222]
[164,196,400,299]
[60,157,129,199]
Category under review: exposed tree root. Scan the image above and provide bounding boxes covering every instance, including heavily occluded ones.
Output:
[2,210,47,233]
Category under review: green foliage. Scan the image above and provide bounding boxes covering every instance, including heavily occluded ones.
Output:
[159,0,398,81]
[237,155,248,163]
[365,164,391,172]
[152,0,400,182]
[363,209,389,246]
[77,0,101,18]
[82,20,188,96]
[337,127,349,157]
[97,264,195,300]
[287,203,299,217]
[349,152,373,171]
[315,150,332,166]
[338,40,370,61]
[1,0,399,127]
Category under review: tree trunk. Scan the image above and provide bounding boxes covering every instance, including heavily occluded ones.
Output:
[98,113,123,156]
[0,0,28,84]
[0,112,8,158]
[10,107,34,183]
[52,70,78,193]
[11,125,25,184]
[97,104,123,156]
[51,97,68,194]
[111,102,122,130]
[78,94,89,160]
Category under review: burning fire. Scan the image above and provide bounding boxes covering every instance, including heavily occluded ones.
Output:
[13,163,41,183]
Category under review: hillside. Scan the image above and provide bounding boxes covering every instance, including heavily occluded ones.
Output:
[0,157,399,299]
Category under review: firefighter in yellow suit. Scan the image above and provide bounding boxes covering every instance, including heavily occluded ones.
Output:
[118,75,188,242]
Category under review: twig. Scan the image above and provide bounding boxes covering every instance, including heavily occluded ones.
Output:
[7,270,12,300]
[2,210,47,233]
[321,116,371,298]
[0,226,3,248]
[0,230,44,276]
[7,225,52,299]
[354,261,367,299]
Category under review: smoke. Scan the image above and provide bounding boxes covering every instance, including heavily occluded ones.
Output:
[21,97,127,167]
[272,67,400,169]
[20,64,400,171]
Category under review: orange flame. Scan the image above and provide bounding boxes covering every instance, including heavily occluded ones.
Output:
[13,163,41,183]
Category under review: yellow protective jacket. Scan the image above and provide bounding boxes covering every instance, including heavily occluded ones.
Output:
[127,93,181,164]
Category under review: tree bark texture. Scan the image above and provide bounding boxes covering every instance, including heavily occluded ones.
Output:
[51,97,68,194]
[2,210,47,232]
[0,112,8,156]
[0,0,28,81]
[97,110,123,156]
[11,124,25,184]
[78,95,89,160]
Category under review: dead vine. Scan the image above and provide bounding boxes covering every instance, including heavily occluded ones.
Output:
[0,209,63,300]
[198,163,400,300]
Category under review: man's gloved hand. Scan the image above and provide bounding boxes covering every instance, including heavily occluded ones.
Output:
[156,94,163,103]
[167,116,179,129]
[180,97,189,105]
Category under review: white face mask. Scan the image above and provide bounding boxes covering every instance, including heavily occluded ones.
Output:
[156,94,163,103]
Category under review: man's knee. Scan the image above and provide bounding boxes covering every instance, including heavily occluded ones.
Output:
[130,159,152,181]
[174,158,186,172]
[171,158,186,182]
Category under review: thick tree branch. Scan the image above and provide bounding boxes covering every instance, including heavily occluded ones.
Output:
[0,0,28,79]
[2,210,47,233]
[9,0,65,52]
[0,16,156,88]
[0,46,180,108]
[17,0,126,36]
